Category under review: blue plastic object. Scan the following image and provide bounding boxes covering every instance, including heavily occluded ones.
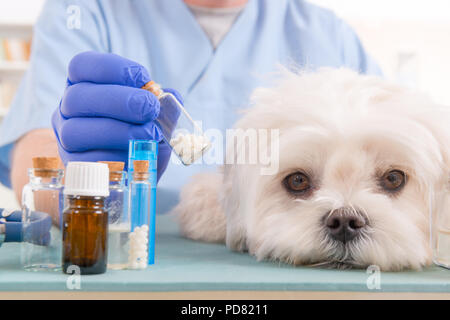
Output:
[128,140,158,184]
[0,208,52,245]
[128,140,157,265]
[129,181,151,244]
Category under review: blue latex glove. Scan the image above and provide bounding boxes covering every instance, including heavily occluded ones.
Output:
[1,209,51,246]
[52,51,182,179]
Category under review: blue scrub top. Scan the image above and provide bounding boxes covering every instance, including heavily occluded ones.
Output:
[0,0,381,213]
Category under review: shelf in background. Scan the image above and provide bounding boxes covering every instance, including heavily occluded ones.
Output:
[0,60,28,81]
[0,23,33,39]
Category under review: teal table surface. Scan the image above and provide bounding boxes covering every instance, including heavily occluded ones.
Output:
[1,215,450,293]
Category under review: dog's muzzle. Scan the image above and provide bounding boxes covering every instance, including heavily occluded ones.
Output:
[324,207,367,244]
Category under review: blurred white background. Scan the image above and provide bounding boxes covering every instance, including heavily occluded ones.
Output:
[0,1,44,24]
[312,0,450,105]
[0,0,449,208]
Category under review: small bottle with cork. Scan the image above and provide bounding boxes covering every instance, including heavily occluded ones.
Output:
[98,161,130,270]
[128,160,155,269]
[21,156,64,271]
[62,162,110,275]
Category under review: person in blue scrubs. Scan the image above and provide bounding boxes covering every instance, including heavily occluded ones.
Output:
[0,0,381,213]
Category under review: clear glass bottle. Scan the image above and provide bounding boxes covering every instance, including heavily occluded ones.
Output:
[432,188,450,268]
[21,157,64,271]
[128,160,154,269]
[99,161,130,270]
[142,81,211,165]
[128,140,157,262]
[62,162,110,275]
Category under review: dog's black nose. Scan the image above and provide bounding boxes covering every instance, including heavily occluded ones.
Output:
[324,208,366,243]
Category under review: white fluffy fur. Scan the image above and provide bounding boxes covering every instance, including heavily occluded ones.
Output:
[173,68,450,271]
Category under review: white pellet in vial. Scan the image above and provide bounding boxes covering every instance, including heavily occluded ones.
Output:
[128,225,149,270]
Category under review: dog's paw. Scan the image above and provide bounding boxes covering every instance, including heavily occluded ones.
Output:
[172,172,226,243]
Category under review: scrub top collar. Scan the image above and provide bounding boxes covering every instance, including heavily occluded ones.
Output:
[154,0,258,95]
[177,0,256,53]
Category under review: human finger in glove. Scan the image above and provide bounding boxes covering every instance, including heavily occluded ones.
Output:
[52,51,183,180]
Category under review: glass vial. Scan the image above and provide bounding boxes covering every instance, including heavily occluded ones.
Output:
[62,162,110,275]
[128,140,157,253]
[128,160,154,269]
[141,81,211,165]
[98,161,130,270]
[432,188,450,268]
[21,157,64,271]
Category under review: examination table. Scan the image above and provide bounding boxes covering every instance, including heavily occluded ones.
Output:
[0,215,449,299]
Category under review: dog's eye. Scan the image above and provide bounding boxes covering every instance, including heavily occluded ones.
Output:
[380,169,406,192]
[284,172,311,194]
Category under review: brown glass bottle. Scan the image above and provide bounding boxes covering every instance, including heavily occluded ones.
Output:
[62,161,110,275]
[62,195,108,274]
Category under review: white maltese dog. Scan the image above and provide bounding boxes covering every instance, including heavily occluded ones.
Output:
[174,68,450,271]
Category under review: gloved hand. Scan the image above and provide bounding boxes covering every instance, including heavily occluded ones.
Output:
[0,209,51,246]
[52,51,182,179]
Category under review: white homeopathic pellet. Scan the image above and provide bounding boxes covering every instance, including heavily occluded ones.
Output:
[128,225,149,269]
[169,133,211,165]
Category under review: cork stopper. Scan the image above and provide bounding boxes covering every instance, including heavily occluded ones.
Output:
[98,161,125,182]
[32,157,61,177]
[133,160,149,181]
[141,81,163,97]
[134,160,149,173]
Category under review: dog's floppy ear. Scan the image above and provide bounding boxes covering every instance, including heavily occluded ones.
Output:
[414,103,450,184]
[370,83,450,186]
[413,102,450,237]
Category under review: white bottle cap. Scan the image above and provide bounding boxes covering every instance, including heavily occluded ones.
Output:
[64,162,110,197]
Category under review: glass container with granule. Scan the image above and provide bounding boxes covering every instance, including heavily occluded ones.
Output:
[128,160,154,269]
[98,161,130,270]
[141,81,211,165]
